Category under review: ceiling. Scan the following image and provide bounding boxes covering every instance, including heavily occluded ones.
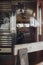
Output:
[0,0,36,2]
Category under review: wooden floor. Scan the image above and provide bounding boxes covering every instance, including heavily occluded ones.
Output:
[0,55,15,65]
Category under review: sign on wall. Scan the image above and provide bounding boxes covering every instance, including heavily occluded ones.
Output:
[0,48,12,54]
[30,17,39,27]
[18,48,29,65]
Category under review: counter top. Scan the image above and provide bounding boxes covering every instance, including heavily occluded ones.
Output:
[14,42,43,55]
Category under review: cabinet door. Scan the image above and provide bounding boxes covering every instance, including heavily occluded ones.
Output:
[30,27,36,42]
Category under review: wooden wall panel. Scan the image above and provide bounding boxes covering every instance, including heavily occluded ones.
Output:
[15,50,43,65]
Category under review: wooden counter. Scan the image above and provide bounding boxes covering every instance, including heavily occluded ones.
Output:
[14,42,43,65]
